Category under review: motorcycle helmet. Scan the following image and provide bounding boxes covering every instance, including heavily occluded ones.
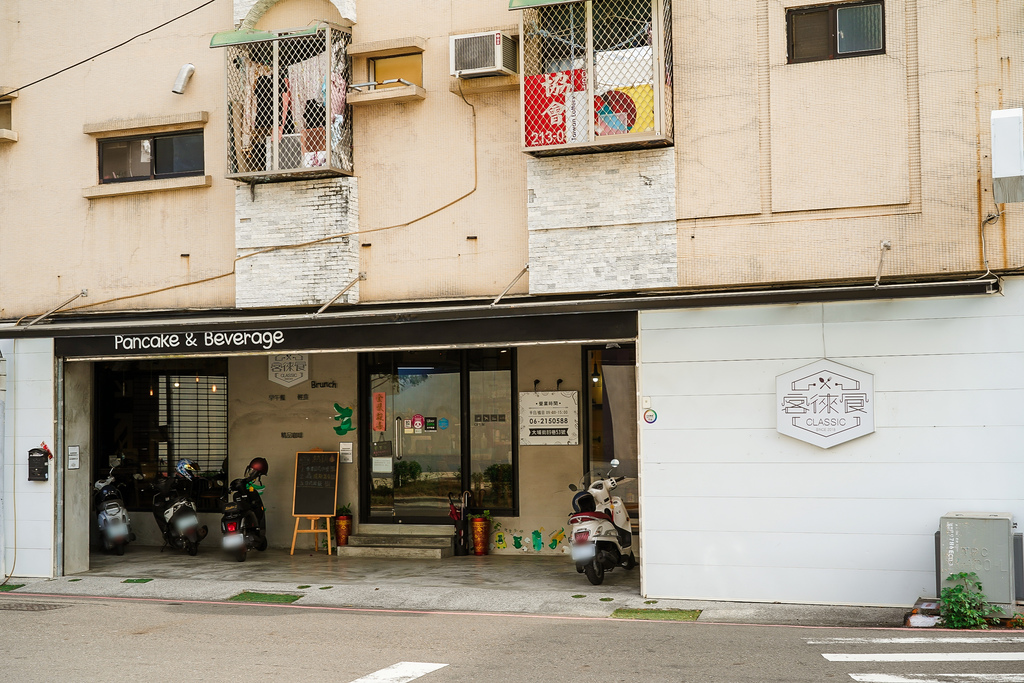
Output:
[571,491,596,513]
[246,457,269,479]
[176,458,199,480]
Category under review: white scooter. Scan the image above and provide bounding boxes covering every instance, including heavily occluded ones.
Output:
[93,459,135,555]
[567,459,636,585]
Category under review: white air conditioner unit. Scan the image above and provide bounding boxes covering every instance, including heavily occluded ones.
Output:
[450,31,518,79]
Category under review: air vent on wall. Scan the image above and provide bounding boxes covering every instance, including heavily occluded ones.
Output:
[450,31,518,79]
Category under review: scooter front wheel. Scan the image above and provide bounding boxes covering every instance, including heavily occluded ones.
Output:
[584,559,604,585]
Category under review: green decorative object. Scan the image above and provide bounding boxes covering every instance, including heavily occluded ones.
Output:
[332,403,355,435]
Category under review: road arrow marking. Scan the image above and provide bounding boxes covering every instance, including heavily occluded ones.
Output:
[349,662,448,683]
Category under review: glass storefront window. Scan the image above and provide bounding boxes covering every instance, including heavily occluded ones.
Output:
[94,359,228,512]
[469,349,513,510]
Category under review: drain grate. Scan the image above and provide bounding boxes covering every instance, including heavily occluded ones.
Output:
[0,602,70,612]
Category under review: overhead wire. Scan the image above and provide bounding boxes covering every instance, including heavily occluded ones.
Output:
[1,0,218,99]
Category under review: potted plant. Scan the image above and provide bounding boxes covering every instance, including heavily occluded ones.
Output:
[334,504,353,547]
[469,510,501,556]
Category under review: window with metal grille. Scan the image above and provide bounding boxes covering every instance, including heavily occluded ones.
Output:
[94,360,229,512]
[215,24,353,181]
[787,2,885,64]
[518,0,673,155]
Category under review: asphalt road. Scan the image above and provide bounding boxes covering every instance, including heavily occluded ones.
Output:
[1,595,1023,682]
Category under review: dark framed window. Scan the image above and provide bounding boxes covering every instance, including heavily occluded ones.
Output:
[787,2,884,64]
[99,130,204,183]
[93,358,228,512]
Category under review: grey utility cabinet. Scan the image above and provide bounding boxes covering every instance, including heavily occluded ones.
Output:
[939,512,1016,608]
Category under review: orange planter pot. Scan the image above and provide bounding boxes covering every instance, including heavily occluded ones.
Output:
[470,518,490,555]
[334,515,352,546]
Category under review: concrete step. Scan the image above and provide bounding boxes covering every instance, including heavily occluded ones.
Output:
[358,523,454,537]
[336,545,452,559]
[348,535,453,549]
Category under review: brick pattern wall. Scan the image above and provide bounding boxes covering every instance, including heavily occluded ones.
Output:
[526,148,676,293]
[529,221,677,294]
[235,178,360,308]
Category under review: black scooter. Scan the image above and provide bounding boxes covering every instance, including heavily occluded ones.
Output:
[152,459,208,556]
[220,457,269,562]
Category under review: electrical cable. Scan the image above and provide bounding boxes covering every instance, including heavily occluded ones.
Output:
[1,0,218,99]
[49,76,482,315]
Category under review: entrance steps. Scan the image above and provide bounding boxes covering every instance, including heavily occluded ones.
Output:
[337,524,455,559]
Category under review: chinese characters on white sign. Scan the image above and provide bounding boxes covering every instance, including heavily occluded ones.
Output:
[519,392,579,446]
[776,359,874,449]
[268,353,309,388]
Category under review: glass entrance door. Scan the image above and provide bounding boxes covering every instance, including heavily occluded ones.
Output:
[366,351,462,522]
[362,349,516,524]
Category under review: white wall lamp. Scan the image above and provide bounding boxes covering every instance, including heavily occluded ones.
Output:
[172,64,195,95]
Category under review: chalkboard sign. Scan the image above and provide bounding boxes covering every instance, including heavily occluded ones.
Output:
[291,451,339,517]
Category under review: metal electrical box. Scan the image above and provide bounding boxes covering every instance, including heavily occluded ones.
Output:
[939,512,1016,608]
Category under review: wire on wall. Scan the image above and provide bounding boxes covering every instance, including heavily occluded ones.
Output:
[55,75,482,315]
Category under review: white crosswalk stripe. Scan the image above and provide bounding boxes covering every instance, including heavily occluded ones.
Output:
[806,635,1024,682]
[347,661,448,683]
[850,676,1024,682]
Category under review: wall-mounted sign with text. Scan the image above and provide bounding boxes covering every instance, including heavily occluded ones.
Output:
[776,359,874,449]
[268,353,309,387]
[519,391,579,446]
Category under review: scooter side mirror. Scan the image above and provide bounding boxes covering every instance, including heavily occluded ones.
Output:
[568,484,578,492]
[132,473,144,481]
[610,459,620,468]
[110,457,122,468]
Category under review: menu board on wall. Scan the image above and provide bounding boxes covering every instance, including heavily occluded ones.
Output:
[291,451,339,517]
[519,391,579,446]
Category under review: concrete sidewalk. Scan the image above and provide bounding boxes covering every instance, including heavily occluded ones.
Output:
[1,546,908,627]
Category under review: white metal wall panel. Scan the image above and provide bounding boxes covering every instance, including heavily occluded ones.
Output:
[638,277,1024,606]
[0,338,56,578]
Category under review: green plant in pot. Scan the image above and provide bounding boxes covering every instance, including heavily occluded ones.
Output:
[469,510,501,556]
[334,503,353,547]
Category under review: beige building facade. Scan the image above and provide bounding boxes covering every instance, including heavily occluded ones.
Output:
[1,0,1022,606]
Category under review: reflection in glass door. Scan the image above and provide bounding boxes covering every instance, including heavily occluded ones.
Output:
[362,349,515,524]
[367,351,462,522]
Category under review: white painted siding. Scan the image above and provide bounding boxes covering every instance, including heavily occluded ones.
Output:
[638,277,1024,606]
[0,338,56,578]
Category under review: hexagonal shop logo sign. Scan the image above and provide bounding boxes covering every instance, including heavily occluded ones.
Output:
[776,359,874,449]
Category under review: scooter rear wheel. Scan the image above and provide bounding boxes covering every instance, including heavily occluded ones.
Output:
[186,540,199,556]
[115,543,125,556]
[235,546,247,562]
[584,559,604,585]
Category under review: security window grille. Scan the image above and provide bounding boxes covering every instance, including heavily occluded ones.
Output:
[787,2,885,64]
[220,24,353,181]
[94,360,229,512]
[99,131,203,183]
[519,0,673,156]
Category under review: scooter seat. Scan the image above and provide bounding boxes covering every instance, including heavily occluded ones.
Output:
[569,511,613,524]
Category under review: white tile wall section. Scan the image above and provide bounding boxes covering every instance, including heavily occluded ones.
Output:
[0,338,56,579]
[528,221,677,294]
[637,276,1024,606]
[526,148,677,293]
[526,148,676,231]
[235,178,360,308]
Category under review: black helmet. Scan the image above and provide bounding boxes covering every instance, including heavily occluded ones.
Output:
[246,457,269,477]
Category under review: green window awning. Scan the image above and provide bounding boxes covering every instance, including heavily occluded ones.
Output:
[210,26,319,48]
[508,0,578,10]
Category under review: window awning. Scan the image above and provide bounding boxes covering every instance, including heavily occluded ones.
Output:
[210,26,319,48]
[508,0,577,10]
